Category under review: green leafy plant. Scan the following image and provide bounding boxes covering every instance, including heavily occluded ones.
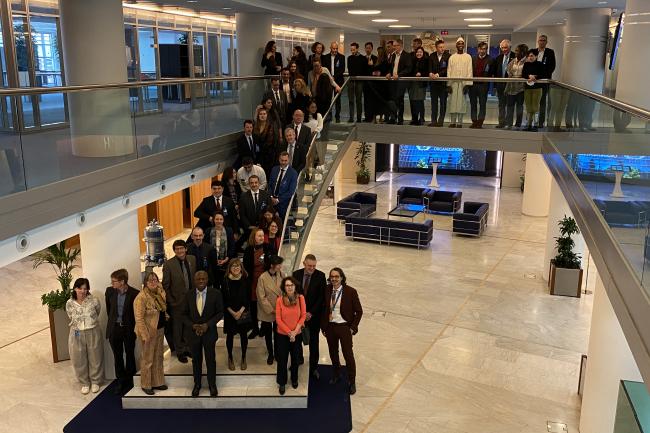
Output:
[623,167,641,179]
[355,142,371,180]
[416,158,428,169]
[551,216,582,269]
[33,241,81,311]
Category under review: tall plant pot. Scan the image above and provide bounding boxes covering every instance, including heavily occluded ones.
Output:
[548,262,583,298]
[48,308,70,362]
[356,174,369,184]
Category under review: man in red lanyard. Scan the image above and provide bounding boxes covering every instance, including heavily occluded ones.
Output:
[320,267,363,395]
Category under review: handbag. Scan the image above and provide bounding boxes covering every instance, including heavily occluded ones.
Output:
[301,325,310,346]
[237,310,252,325]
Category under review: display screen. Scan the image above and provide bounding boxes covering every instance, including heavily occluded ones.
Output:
[569,153,650,180]
[398,145,487,172]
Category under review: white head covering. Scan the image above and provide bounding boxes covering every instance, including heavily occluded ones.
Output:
[456,37,465,43]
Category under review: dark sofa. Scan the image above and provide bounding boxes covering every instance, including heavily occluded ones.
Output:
[594,199,649,227]
[336,192,377,220]
[453,202,489,236]
[425,190,462,213]
[344,211,433,248]
[397,186,429,206]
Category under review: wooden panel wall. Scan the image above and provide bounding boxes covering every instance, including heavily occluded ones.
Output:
[137,206,148,253]
[189,178,213,228]
[155,191,184,239]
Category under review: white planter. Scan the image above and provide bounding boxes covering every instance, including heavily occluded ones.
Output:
[48,308,70,362]
[549,263,583,298]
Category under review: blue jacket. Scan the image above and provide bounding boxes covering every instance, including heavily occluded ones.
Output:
[269,164,298,204]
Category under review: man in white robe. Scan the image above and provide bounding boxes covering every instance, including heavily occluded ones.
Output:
[447,37,473,127]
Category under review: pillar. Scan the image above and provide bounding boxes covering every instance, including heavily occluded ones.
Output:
[501,152,526,189]
[542,177,587,280]
[614,0,650,110]
[59,0,133,157]
[521,153,552,216]
[79,210,142,380]
[536,25,566,81]
[561,8,610,91]
[579,272,642,433]
[236,13,272,120]
[316,28,343,52]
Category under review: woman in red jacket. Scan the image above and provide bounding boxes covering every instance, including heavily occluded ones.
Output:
[275,276,306,395]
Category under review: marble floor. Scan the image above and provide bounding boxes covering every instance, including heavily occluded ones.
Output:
[0,172,595,433]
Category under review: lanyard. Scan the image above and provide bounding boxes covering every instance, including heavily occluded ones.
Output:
[331,287,343,312]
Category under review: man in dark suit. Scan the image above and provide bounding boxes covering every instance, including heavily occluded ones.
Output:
[162,240,197,363]
[321,41,345,122]
[532,34,556,128]
[386,39,412,125]
[193,180,239,238]
[269,151,298,221]
[293,254,326,380]
[288,109,312,150]
[428,40,451,126]
[235,119,258,168]
[347,42,367,123]
[105,268,139,395]
[283,127,307,174]
[182,271,224,397]
[263,77,288,125]
[492,39,516,128]
[186,226,212,272]
[239,174,272,245]
[469,41,494,129]
[320,267,363,395]
[363,42,378,122]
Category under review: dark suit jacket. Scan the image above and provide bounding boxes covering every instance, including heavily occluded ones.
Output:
[162,255,198,308]
[239,189,272,229]
[292,268,326,320]
[263,89,289,125]
[347,53,367,77]
[283,140,308,173]
[187,241,213,272]
[261,52,282,75]
[193,195,239,233]
[492,52,516,90]
[320,284,363,334]
[288,122,312,149]
[429,51,451,87]
[105,285,139,339]
[472,55,494,77]
[389,50,413,77]
[182,286,224,344]
[321,52,345,84]
[531,47,556,79]
[236,133,259,167]
[364,54,378,75]
[269,164,298,201]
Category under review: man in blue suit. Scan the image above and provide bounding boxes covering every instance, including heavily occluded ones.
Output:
[269,151,298,221]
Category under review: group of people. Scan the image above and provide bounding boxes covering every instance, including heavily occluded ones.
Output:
[261,34,557,131]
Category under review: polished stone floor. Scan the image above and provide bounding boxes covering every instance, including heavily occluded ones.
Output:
[0,172,595,433]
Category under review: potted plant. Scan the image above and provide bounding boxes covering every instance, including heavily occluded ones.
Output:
[33,241,81,362]
[519,153,527,192]
[355,142,371,184]
[549,215,583,297]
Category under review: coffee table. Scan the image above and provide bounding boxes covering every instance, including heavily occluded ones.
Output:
[388,204,425,221]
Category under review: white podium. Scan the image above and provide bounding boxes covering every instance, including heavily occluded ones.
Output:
[610,167,627,198]
[429,162,440,188]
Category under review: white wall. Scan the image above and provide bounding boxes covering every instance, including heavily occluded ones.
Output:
[579,273,642,433]
[511,31,537,49]
[521,153,552,217]
[336,141,375,181]
[501,152,526,189]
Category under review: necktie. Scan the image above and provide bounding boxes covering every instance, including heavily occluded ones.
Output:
[216,196,221,211]
[274,168,285,196]
[274,90,281,107]
[288,143,295,164]
[253,192,258,209]
[196,291,204,315]
[248,135,254,154]
[303,273,311,295]
[180,260,190,290]
[503,56,508,77]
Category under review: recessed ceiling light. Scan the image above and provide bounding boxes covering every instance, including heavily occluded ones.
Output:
[555,22,563,24]
[372,18,398,22]
[348,10,381,15]
[222,7,232,9]
[597,1,607,4]
[463,17,492,22]
[314,0,354,3]
[459,8,493,14]
[187,0,198,3]
[388,24,411,28]
[293,21,301,23]
[468,24,493,27]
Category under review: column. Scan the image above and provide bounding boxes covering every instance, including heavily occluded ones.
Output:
[579,273,642,433]
[79,210,142,380]
[614,0,650,110]
[501,152,526,189]
[236,12,273,119]
[521,153,552,216]
[536,25,565,81]
[542,178,587,280]
[59,0,133,157]
[316,28,343,50]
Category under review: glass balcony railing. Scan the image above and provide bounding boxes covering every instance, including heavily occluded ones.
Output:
[0,76,267,197]
[615,381,650,433]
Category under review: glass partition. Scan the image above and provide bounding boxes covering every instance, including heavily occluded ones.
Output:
[615,381,650,433]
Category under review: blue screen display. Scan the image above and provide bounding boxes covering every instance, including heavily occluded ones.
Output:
[569,154,650,180]
[398,145,487,171]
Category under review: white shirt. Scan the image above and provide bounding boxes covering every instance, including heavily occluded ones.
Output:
[392,50,402,76]
[282,81,292,103]
[537,49,545,62]
[66,295,101,331]
[294,123,301,138]
[305,113,323,138]
[330,53,335,74]
[237,164,267,191]
[330,286,346,324]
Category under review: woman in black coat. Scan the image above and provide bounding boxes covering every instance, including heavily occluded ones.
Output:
[220,258,251,370]
[409,47,429,125]
[261,40,282,75]
[242,228,274,339]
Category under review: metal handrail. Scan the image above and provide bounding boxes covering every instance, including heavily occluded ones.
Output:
[350,76,551,83]
[0,75,277,96]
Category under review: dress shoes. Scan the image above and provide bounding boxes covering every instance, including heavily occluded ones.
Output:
[191,385,201,397]
[298,356,304,365]
[448,123,456,128]
[495,124,505,129]
[247,330,258,339]
[311,370,320,381]
[279,385,286,395]
[228,357,236,371]
[291,380,299,389]
[177,354,188,364]
[267,354,274,365]
[241,358,247,370]
[153,384,168,391]
[209,386,218,397]
[349,383,357,395]
[329,375,340,385]
[142,388,154,396]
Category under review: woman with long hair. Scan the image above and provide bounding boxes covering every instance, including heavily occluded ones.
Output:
[264,218,282,254]
[256,254,285,365]
[221,258,251,371]
[66,277,104,394]
[254,106,281,174]
[409,47,429,125]
[304,98,325,171]
[208,211,235,286]
[242,227,274,339]
[288,60,305,82]
[291,46,308,78]
[221,166,242,208]
[275,276,306,395]
[308,41,324,72]
[134,271,168,395]
[290,78,311,117]
[261,40,282,75]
